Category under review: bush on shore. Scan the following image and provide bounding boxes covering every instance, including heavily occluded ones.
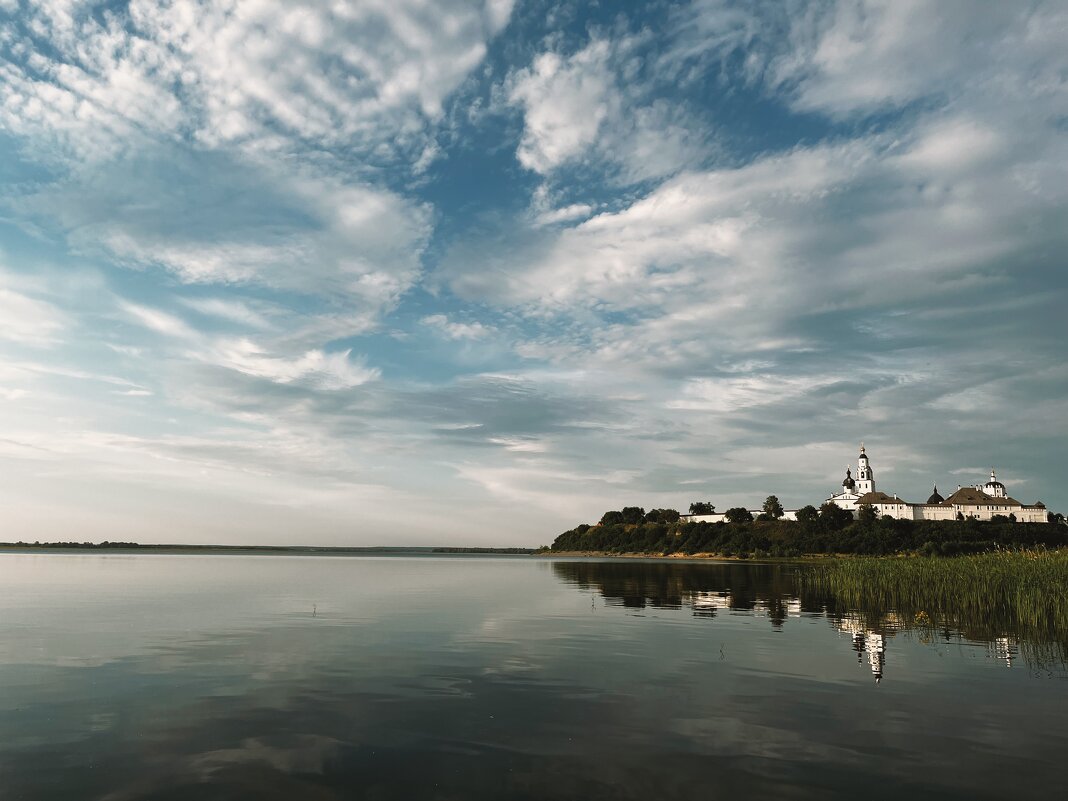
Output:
[550,513,1068,557]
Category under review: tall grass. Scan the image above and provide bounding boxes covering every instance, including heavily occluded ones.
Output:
[800,550,1068,665]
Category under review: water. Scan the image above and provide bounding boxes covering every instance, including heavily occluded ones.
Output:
[1,553,1065,800]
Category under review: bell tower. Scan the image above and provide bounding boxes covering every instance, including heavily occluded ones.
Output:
[855,443,875,495]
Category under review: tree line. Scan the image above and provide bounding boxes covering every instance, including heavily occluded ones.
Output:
[552,498,1067,557]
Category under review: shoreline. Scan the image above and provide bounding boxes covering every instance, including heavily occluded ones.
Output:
[544,551,831,561]
[0,544,538,557]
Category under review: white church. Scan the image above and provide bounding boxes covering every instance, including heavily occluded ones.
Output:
[825,445,1048,523]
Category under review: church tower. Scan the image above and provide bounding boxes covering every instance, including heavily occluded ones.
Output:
[855,444,875,495]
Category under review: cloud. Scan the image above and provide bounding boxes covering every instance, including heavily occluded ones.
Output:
[508,40,617,174]
[421,313,493,340]
[121,301,200,341]
[178,297,273,330]
[120,299,379,390]
[0,279,66,345]
[506,37,707,183]
[18,153,433,303]
[760,1,1068,120]
[533,202,593,227]
[0,0,516,162]
[199,340,380,390]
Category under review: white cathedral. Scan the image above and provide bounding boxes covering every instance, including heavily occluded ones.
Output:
[825,445,1048,523]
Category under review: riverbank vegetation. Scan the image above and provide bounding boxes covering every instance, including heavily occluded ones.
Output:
[551,504,1068,557]
[800,550,1068,663]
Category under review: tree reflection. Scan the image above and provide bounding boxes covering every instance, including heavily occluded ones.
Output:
[550,559,1068,678]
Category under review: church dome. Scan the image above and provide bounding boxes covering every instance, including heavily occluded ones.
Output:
[984,469,1004,493]
[842,468,855,490]
[927,486,944,504]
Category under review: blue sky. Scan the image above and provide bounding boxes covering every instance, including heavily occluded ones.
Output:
[0,0,1066,545]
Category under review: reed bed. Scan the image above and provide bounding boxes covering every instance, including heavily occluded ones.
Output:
[799,550,1068,658]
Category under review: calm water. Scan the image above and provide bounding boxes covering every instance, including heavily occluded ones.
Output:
[1,554,1065,800]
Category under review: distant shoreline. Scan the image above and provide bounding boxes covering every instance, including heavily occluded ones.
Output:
[0,543,538,556]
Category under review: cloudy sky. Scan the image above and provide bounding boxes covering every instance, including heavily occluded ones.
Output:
[0,0,1065,545]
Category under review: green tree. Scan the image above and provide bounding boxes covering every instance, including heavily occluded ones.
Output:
[795,505,819,526]
[819,502,854,531]
[762,495,785,519]
[645,508,680,523]
[857,504,877,525]
[689,501,715,515]
[725,507,754,524]
[620,507,646,525]
[599,510,624,526]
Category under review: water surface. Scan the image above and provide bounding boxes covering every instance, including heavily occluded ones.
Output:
[1,554,1064,799]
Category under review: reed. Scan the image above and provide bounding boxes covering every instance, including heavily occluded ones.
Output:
[800,550,1068,663]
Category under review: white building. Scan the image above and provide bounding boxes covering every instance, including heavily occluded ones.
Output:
[827,446,1048,523]
[675,444,1049,525]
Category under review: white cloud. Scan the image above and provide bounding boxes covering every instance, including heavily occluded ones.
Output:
[121,301,200,340]
[508,40,617,174]
[667,374,840,414]
[421,313,493,341]
[17,156,433,329]
[506,37,706,182]
[120,299,379,390]
[0,283,66,345]
[533,203,593,227]
[0,0,516,162]
[178,297,273,329]
[768,0,1068,118]
[199,339,380,390]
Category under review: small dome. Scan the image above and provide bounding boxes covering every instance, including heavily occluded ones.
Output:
[842,467,855,490]
[985,480,1004,490]
[927,486,944,504]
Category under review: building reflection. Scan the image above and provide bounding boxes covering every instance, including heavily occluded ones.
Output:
[832,614,888,683]
[994,636,1018,667]
[549,560,1063,679]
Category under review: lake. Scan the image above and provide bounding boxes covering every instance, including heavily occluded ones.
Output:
[1,553,1065,800]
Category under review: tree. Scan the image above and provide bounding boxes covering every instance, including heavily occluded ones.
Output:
[725,507,754,524]
[762,495,785,519]
[645,508,680,523]
[1049,511,1066,525]
[795,505,819,526]
[819,502,854,531]
[857,504,877,525]
[620,507,646,525]
[599,510,624,526]
[689,501,715,515]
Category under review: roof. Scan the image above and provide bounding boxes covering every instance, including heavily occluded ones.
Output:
[856,491,910,505]
[927,489,945,504]
[942,487,1021,507]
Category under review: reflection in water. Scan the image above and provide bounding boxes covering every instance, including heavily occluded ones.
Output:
[550,559,1068,681]
[2,554,1067,801]
[832,615,888,683]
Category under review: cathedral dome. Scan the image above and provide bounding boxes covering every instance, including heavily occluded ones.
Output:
[984,469,1005,495]
[842,468,855,491]
[927,486,944,504]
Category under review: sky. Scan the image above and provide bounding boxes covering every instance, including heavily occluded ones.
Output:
[0,0,1066,546]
